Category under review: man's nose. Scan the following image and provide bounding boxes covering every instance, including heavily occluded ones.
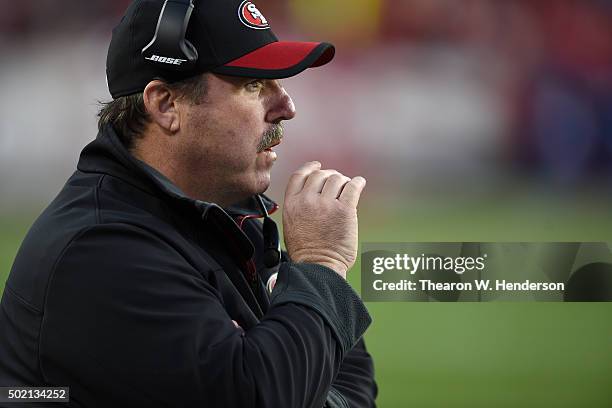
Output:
[265,83,296,123]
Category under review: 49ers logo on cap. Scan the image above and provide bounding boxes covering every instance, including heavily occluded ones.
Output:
[238,1,269,30]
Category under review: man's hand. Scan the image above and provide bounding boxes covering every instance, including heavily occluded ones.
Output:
[283,161,366,279]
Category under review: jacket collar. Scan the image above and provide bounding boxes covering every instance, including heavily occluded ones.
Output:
[77,125,278,219]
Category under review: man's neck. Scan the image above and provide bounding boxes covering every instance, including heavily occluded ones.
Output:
[131,145,242,208]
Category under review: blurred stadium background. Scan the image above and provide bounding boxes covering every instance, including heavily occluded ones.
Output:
[1,0,611,406]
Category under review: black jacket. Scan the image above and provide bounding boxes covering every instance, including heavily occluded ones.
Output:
[0,125,376,407]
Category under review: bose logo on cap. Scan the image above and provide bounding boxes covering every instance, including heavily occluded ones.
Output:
[144,55,188,65]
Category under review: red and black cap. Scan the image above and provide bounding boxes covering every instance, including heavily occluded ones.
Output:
[106,0,335,99]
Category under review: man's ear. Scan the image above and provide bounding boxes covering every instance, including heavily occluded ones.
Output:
[143,80,181,133]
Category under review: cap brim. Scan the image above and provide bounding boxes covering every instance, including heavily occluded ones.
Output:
[211,42,335,79]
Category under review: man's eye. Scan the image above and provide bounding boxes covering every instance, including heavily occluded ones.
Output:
[246,80,264,92]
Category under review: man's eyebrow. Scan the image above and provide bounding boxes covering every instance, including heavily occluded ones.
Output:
[226,77,282,89]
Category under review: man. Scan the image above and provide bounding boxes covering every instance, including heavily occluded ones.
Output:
[0,0,376,407]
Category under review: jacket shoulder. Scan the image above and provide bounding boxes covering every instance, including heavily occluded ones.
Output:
[7,171,105,311]
[7,170,210,312]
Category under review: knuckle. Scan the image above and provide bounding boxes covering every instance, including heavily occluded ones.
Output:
[348,179,362,189]
[332,200,351,214]
[289,171,307,180]
[321,169,338,177]
[328,173,345,183]
[302,194,318,207]
[353,176,366,185]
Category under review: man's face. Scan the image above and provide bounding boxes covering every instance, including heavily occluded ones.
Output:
[177,73,295,206]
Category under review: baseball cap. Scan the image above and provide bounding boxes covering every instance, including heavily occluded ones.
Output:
[106,0,335,99]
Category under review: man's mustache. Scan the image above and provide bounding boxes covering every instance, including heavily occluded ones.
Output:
[257,123,284,152]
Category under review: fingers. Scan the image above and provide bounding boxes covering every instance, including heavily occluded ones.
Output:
[285,161,321,197]
[321,173,351,198]
[285,162,366,206]
[302,170,341,194]
[338,176,366,207]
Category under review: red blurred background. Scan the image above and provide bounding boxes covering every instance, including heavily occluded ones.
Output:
[1,0,611,210]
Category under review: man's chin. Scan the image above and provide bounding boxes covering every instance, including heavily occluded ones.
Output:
[239,172,271,199]
[254,175,271,195]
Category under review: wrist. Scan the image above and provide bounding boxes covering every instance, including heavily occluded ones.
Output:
[291,251,348,279]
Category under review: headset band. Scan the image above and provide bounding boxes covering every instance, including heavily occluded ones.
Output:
[142,0,198,71]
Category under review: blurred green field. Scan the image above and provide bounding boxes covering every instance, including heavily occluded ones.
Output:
[1,191,611,407]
